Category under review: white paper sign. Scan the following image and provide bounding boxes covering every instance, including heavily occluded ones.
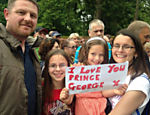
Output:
[65,61,128,94]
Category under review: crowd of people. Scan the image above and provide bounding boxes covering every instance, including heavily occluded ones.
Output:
[0,0,150,115]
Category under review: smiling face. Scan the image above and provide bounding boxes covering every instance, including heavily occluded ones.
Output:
[4,0,38,40]
[88,45,105,65]
[112,34,137,64]
[48,54,68,84]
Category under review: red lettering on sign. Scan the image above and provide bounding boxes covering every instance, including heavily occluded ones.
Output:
[96,66,101,73]
[69,75,74,80]
[114,67,119,72]
[68,67,75,73]
[80,67,100,74]
[120,65,125,71]
[92,83,98,88]
[113,80,120,86]
[83,75,88,81]
[82,85,86,90]
[89,75,94,80]
[100,82,104,88]
[80,67,90,73]
[69,74,100,81]
[74,75,79,81]
[108,65,115,73]
[77,85,81,90]
[68,82,105,92]
[68,83,75,90]
[96,74,100,80]
[108,65,125,73]
[91,68,95,73]
[87,84,92,89]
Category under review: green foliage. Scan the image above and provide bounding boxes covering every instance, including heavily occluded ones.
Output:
[1,0,150,36]
[38,0,89,36]
[100,0,137,34]
[38,0,149,36]
[138,0,150,24]
[0,3,7,25]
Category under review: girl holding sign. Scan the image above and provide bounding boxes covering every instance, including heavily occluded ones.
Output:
[42,49,74,115]
[109,29,150,115]
[60,37,127,115]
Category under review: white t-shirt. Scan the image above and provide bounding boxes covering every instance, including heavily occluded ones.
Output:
[109,73,150,115]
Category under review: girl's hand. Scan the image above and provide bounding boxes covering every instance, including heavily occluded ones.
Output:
[114,84,128,96]
[72,62,84,67]
[60,88,74,105]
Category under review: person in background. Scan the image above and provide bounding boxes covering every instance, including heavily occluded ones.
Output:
[104,34,112,43]
[80,37,85,44]
[88,19,105,38]
[60,37,127,115]
[61,39,77,64]
[109,29,150,115]
[127,21,150,69]
[33,27,49,39]
[48,30,55,37]
[51,31,62,39]
[144,42,150,61]
[127,20,150,115]
[74,19,112,64]
[42,49,74,115]
[88,19,112,60]
[68,33,82,64]
[39,38,60,69]
[104,35,110,42]
[0,0,42,115]
[68,33,81,47]
[27,27,49,60]
[127,20,150,46]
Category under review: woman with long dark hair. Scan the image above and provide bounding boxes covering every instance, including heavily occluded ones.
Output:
[109,29,150,115]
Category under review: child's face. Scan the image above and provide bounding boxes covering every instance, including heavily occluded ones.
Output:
[48,54,68,83]
[88,45,105,65]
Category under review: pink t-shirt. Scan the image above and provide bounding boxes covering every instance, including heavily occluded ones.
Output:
[75,91,107,115]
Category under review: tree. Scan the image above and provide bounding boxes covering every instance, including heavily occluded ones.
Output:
[38,0,140,35]
[38,0,88,36]
[1,0,150,36]
[0,2,7,25]
[138,0,150,23]
[134,0,139,20]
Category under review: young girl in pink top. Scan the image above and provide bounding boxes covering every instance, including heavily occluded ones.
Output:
[60,37,127,115]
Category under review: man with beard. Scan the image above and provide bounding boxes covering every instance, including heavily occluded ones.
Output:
[0,0,42,115]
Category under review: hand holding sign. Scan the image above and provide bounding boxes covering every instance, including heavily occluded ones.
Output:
[65,62,128,94]
[60,88,74,105]
[113,84,128,96]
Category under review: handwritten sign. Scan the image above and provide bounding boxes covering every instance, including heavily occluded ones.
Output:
[65,61,128,94]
